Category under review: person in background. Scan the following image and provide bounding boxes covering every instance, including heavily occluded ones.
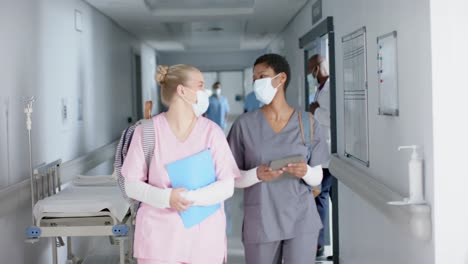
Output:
[228,53,329,264]
[122,64,240,264]
[308,54,333,258]
[206,82,230,129]
[244,90,263,112]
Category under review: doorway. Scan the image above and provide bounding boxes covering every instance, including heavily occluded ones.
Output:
[218,71,244,116]
[300,16,339,264]
[133,54,143,120]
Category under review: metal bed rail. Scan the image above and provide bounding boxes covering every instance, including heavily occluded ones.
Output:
[25,160,134,264]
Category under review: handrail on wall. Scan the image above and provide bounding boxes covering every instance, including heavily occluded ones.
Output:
[329,154,432,241]
[0,141,118,219]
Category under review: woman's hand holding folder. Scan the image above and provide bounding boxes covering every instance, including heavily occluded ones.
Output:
[170,188,193,211]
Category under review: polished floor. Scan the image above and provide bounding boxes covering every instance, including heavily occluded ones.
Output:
[82,188,332,264]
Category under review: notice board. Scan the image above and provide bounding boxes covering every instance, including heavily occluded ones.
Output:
[377,31,399,116]
[342,27,369,166]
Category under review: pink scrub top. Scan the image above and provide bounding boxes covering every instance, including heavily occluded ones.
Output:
[121,113,240,262]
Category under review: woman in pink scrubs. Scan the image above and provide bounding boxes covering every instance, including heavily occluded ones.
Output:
[122,64,240,264]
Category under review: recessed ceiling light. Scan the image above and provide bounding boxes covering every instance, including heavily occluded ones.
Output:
[208,27,223,32]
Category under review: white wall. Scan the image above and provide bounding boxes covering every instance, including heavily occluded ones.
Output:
[0,0,157,263]
[430,1,468,263]
[268,0,435,263]
[243,67,253,95]
[219,71,244,115]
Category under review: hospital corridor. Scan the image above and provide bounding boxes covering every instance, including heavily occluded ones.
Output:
[0,0,467,264]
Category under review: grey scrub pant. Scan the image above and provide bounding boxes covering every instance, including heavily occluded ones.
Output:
[244,231,319,264]
[315,168,333,247]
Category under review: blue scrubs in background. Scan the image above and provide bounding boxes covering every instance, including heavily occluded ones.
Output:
[243,91,263,112]
[206,95,230,129]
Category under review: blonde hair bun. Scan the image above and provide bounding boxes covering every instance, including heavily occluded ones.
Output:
[156,65,170,86]
[154,64,199,106]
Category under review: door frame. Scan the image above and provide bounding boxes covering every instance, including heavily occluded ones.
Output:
[299,16,340,264]
[132,52,143,120]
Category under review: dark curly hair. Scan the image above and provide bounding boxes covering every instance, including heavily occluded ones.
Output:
[254,53,291,90]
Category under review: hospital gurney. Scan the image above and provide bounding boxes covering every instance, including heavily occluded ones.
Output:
[25,160,135,264]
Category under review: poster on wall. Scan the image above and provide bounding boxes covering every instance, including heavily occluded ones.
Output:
[377,31,399,116]
[342,27,369,166]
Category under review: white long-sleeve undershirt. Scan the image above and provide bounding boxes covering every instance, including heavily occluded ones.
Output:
[125,178,234,209]
[181,178,234,206]
[125,180,172,208]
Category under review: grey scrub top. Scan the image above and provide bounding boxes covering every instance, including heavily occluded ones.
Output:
[227,109,329,244]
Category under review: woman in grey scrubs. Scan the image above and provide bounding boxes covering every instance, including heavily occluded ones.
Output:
[227,54,329,264]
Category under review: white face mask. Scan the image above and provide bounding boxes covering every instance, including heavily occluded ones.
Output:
[214,89,221,96]
[307,73,319,88]
[182,87,210,117]
[253,73,281,105]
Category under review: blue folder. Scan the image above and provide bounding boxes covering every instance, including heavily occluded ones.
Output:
[166,149,220,228]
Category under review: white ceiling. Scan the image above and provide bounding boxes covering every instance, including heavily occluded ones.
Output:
[85,0,309,52]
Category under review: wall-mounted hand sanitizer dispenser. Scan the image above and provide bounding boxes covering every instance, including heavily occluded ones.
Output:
[389,145,425,205]
[399,145,424,203]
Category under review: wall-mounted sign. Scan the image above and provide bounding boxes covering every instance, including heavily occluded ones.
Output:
[312,0,322,25]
